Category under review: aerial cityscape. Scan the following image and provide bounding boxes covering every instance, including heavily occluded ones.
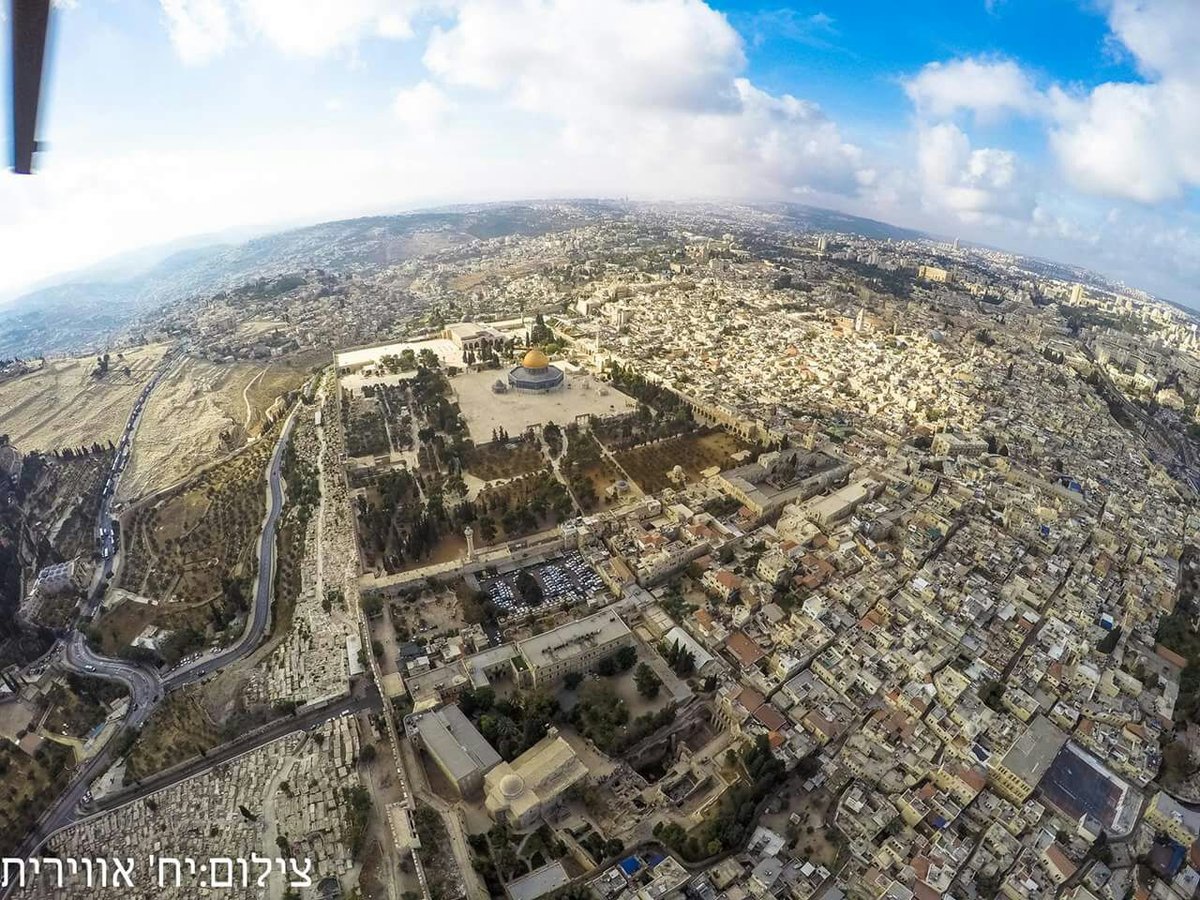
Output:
[2,3,1200,900]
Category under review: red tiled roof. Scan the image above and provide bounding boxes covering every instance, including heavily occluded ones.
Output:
[754,704,787,733]
[1044,843,1077,879]
[1156,644,1188,670]
[725,631,766,667]
[735,686,766,713]
[715,569,742,590]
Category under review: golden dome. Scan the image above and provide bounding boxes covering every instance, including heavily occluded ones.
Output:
[521,348,550,369]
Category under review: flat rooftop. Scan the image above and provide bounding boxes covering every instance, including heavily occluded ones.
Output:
[719,449,850,511]
[506,861,570,900]
[336,337,467,372]
[999,715,1068,785]
[516,609,631,670]
[414,704,502,781]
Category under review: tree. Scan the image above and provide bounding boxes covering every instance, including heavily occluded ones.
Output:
[564,671,584,690]
[614,644,637,671]
[515,570,543,606]
[1163,740,1194,782]
[979,679,1005,711]
[459,685,495,718]
[634,663,661,699]
[661,638,696,676]
[543,422,563,458]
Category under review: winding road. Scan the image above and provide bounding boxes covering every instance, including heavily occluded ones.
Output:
[9,374,302,868]
[163,408,297,690]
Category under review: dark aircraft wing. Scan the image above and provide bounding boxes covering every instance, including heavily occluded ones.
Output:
[10,0,52,174]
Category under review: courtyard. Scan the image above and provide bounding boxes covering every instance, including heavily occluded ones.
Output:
[450,369,638,443]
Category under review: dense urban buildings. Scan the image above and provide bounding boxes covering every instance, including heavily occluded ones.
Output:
[2,202,1200,900]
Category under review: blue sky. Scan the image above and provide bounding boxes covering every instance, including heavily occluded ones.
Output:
[3,0,1199,305]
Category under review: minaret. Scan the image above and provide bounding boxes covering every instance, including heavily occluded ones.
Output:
[464,526,475,560]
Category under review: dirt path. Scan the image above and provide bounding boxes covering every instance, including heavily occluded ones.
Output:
[243,366,269,431]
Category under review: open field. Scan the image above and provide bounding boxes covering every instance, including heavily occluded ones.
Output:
[760,786,840,867]
[451,369,637,443]
[612,430,753,494]
[233,318,288,340]
[118,350,325,501]
[0,344,167,451]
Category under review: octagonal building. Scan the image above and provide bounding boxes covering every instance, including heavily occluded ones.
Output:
[508,348,565,393]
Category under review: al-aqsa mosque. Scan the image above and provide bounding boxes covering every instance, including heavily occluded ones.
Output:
[507,348,565,393]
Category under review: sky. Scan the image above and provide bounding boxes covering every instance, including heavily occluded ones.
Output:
[3,0,1200,306]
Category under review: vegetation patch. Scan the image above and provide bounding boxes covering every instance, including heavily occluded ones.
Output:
[126,692,223,781]
[106,432,275,659]
[0,740,73,856]
[613,429,753,494]
[653,735,785,861]
[413,803,461,900]
[465,438,544,481]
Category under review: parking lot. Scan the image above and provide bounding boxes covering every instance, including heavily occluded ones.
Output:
[480,551,606,617]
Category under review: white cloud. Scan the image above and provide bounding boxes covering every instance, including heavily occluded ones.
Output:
[1105,0,1200,79]
[160,0,234,64]
[392,80,452,131]
[238,0,417,56]
[424,0,745,114]
[903,57,1044,121]
[158,0,418,62]
[902,5,1200,207]
[26,0,1197,309]
[916,123,1030,220]
[1048,0,1200,203]
[421,0,869,197]
[1049,80,1200,203]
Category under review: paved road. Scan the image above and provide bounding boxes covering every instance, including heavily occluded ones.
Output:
[9,403,300,871]
[163,408,298,690]
[86,347,180,614]
[13,635,163,859]
[10,354,181,863]
[84,687,379,817]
